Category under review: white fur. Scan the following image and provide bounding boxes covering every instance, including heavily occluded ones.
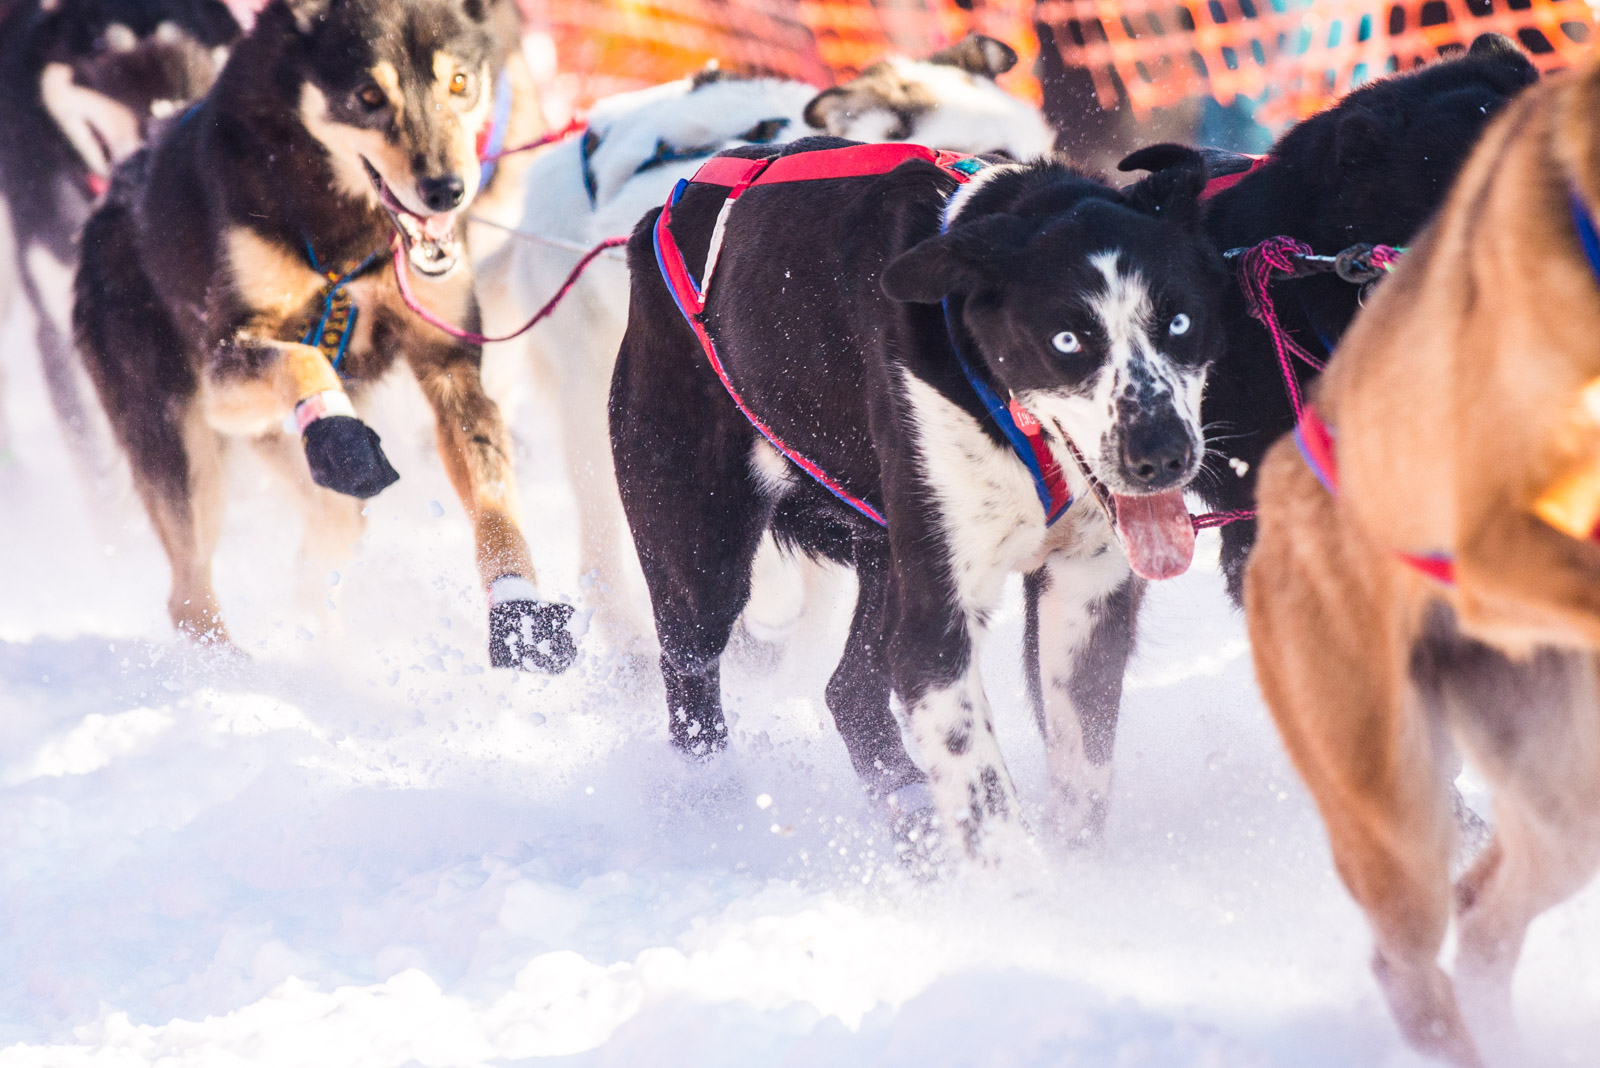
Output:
[940,161,1022,231]
[748,439,795,500]
[1019,251,1207,492]
[903,670,1024,861]
[899,368,1129,849]
[842,58,1056,162]
[899,369,1047,619]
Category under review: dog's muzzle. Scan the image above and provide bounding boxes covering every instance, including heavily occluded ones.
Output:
[363,157,461,278]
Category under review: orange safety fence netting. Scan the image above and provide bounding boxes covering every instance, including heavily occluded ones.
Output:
[1038,0,1595,120]
[520,0,1595,124]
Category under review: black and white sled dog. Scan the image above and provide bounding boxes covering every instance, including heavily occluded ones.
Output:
[476,34,1056,644]
[1119,33,1538,601]
[0,0,238,482]
[611,137,1225,858]
[74,0,579,670]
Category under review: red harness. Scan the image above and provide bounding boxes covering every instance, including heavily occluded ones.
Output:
[651,143,1071,528]
[1294,404,1457,584]
[1200,154,1268,201]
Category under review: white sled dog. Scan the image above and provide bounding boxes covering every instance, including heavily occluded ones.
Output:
[476,34,1056,645]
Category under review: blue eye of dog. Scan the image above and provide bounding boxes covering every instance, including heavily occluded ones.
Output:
[1168,313,1191,336]
[1051,331,1081,354]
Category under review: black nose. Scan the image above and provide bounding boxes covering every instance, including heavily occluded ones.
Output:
[1121,420,1195,489]
[417,174,465,213]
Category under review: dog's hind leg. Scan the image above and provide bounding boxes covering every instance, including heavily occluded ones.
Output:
[611,278,772,757]
[1248,461,1480,1066]
[75,201,230,645]
[1440,647,1600,1055]
[251,428,366,619]
[1025,542,1142,846]
[826,533,928,826]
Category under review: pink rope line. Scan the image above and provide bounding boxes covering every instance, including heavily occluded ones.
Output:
[392,234,628,345]
[480,116,585,164]
[1191,508,1255,530]
[1366,244,1403,272]
[1236,235,1324,421]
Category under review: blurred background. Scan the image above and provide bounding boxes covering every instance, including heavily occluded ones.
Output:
[510,0,1594,163]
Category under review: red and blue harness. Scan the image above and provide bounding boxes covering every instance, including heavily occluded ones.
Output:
[651,142,1072,529]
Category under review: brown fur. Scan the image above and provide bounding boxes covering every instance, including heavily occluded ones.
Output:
[1245,61,1600,1065]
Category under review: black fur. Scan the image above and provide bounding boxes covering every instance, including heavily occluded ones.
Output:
[1121,34,1538,601]
[611,137,1224,851]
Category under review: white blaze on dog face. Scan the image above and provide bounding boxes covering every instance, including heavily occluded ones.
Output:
[1020,251,1208,497]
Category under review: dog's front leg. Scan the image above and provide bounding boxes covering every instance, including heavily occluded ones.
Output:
[887,547,1024,863]
[1027,542,1142,845]
[205,334,398,499]
[407,333,577,675]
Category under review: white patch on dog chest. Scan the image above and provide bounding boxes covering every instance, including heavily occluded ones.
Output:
[900,369,1047,618]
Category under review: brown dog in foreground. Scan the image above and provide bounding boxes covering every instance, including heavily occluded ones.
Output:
[1244,59,1600,1066]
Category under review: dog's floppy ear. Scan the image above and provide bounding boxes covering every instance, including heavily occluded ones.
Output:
[1121,145,1206,228]
[927,34,1018,80]
[285,0,333,34]
[804,85,870,133]
[881,214,1032,303]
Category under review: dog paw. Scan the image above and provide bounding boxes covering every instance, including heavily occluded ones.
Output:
[302,415,399,499]
[883,780,943,874]
[488,580,578,673]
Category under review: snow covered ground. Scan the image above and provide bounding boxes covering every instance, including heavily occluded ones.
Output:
[0,301,1595,1068]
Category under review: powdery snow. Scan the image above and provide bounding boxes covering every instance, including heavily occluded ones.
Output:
[0,307,1595,1068]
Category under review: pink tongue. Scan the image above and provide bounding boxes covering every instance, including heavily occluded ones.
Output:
[1113,489,1196,580]
[420,211,457,242]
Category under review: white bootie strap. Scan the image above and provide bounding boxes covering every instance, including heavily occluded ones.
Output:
[294,389,357,433]
[488,575,541,606]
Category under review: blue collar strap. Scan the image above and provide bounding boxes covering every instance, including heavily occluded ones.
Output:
[940,300,1072,525]
[303,239,382,375]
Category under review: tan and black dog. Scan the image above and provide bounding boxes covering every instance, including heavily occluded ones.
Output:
[74,0,577,672]
[1245,59,1600,1066]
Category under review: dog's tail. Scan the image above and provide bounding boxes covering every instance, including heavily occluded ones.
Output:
[74,164,198,505]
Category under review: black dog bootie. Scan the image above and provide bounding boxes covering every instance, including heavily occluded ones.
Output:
[488,577,578,673]
[303,415,399,499]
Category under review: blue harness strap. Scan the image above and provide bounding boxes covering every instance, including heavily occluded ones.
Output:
[940,300,1071,524]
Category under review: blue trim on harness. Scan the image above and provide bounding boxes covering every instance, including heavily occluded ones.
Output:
[654,180,699,319]
[478,69,514,192]
[1572,187,1600,282]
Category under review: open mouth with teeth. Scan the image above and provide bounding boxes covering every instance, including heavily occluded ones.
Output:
[362,158,460,277]
[1057,430,1196,582]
